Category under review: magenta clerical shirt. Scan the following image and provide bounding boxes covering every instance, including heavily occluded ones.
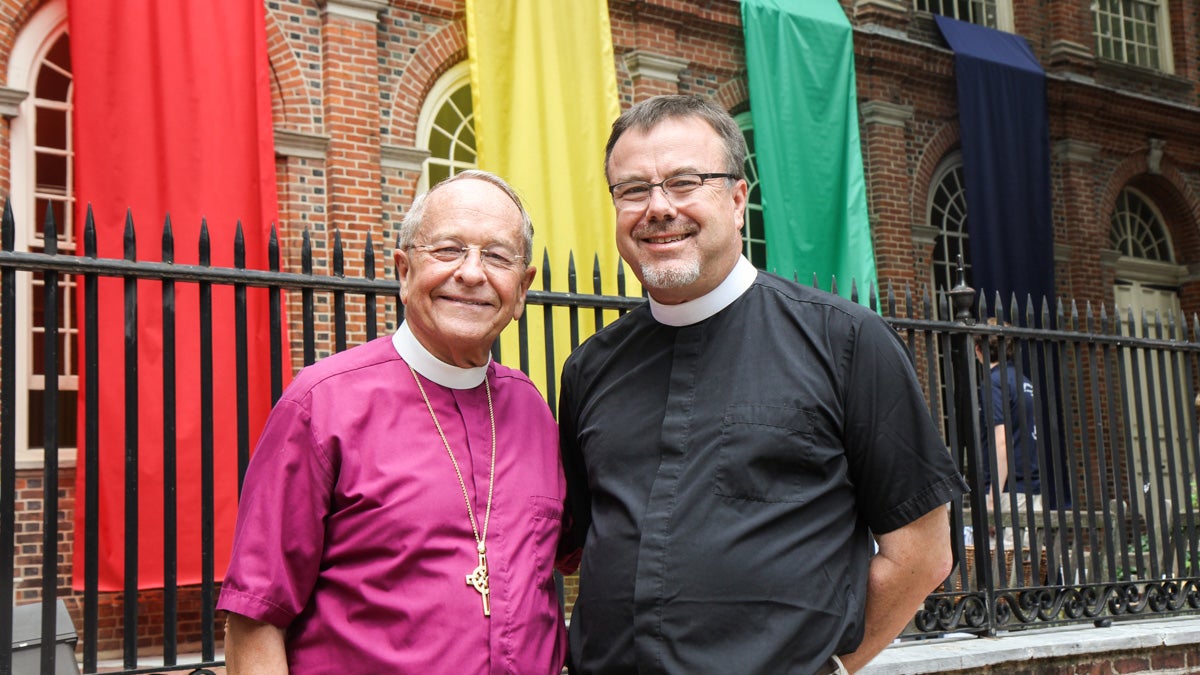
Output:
[218,324,567,673]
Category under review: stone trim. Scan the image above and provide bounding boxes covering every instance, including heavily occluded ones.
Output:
[0,86,29,118]
[318,0,388,23]
[1147,138,1165,174]
[1052,139,1101,164]
[854,0,908,12]
[623,51,690,84]
[1054,242,1072,264]
[381,145,430,172]
[861,100,913,128]
[911,224,939,246]
[275,129,330,160]
[1108,255,1186,286]
[1049,39,1092,62]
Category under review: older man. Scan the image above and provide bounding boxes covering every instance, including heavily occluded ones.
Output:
[219,170,567,674]
[558,95,968,674]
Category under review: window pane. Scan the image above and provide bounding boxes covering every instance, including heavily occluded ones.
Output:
[36,106,68,151]
[453,125,476,163]
[427,163,450,186]
[459,123,476,156]
[450,85,472,117]
[28,387,79,450]
[44,33,70,71]
[429,126,452,158]
[35,62,70,101]
[35,152,67,193]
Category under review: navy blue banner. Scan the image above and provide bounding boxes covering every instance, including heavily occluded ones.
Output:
[935,15,1055,311]
[937,17,1070,508]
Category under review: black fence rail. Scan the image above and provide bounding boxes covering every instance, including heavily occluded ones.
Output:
[1,204,1199,674]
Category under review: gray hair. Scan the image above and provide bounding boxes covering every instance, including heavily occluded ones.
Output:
[399,170,535,260]
[604,95,746,182]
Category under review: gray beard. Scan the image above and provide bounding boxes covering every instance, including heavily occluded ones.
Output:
[640,260,701,289]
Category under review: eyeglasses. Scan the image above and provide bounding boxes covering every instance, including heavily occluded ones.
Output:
[409,241,527,272]
[608,172,737,209]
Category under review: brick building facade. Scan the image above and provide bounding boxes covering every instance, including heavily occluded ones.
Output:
[3,0,1200,662]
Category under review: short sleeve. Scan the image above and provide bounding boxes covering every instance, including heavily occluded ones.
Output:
[217,396,335,628]
[841,314,967,534]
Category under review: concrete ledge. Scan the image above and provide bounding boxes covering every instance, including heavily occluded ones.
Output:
[861,617,1200,674]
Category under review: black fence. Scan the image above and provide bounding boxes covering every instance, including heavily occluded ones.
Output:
[1,204,1198,674]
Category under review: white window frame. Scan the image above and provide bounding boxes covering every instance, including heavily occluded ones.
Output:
[1110,186,1175,263]
[927,151,971,295]
[415,62,476,193]
[913,0,1015,33]
[1093,0,1175,74]
[9,0,75,469]
[733,111,766,270]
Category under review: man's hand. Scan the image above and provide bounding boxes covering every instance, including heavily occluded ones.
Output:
[837,506,953,673]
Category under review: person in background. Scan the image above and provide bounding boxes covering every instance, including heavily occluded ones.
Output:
[219,170,567,674]
[557,95,967,675]
[976,317,1042,583]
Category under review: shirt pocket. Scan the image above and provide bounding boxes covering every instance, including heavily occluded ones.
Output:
[713,404,817,503]
[527,495,564,589]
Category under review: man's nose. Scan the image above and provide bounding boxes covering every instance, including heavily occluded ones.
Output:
[454,247,488,283]
[643,184,678,220]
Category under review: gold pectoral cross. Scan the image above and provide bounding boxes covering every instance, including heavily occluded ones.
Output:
[465,547,491,617]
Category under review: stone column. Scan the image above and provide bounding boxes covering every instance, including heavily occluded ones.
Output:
[1052,139,1102,306]
[860,99,918,299]
[318,0,387,264]
[1047,3,1095,73]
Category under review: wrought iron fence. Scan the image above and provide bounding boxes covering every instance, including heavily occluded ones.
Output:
[1,203,1198,674]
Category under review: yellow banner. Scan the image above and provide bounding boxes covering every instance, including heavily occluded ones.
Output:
[466,0,629,400]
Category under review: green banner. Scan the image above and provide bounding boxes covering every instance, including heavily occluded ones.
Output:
[741,0,876,294]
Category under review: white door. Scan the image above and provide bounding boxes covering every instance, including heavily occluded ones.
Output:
[1114,281,1187,575]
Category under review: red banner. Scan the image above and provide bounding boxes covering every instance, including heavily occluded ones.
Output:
[68,0,279,590]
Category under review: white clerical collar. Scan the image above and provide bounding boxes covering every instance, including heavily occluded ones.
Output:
[392,321,488,389]
[649,256,758,327]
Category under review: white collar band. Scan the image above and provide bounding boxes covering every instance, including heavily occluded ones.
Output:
[392,322,489,389]
[649,256,758,327]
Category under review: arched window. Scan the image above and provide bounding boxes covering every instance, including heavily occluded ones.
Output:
[1110,187,1174,262]
[416,62,476,192]
[9,0,75,466]
[928,152,971,294]
[734,111,766,269]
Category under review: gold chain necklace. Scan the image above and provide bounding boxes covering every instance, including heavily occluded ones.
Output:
[410,366,496,617]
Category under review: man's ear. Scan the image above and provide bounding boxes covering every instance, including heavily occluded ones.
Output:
[394,248,411,306]
[512,264,537,320]
[731,177,749,233]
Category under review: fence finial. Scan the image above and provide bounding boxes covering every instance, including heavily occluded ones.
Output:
[948,253,975,325]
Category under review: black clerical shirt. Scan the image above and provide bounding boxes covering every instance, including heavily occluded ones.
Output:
[559,268,967,674]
